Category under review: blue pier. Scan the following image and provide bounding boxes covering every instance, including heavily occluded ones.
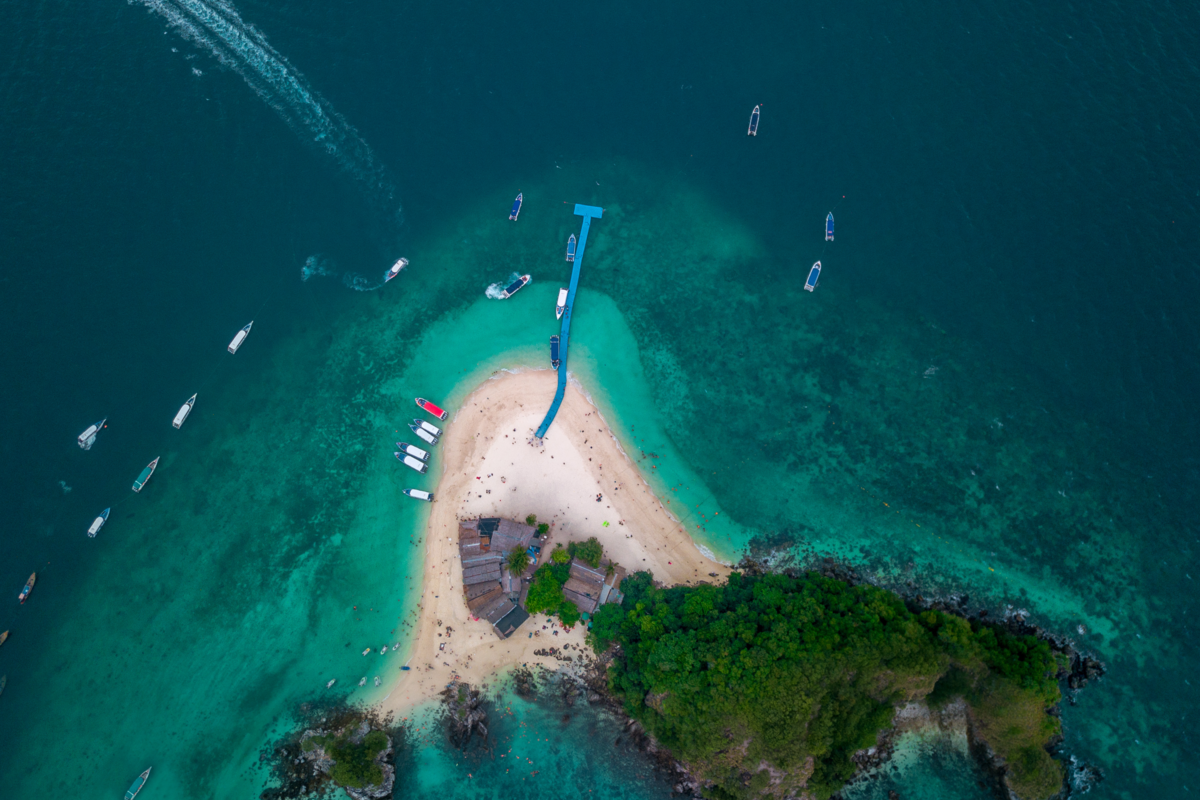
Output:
[535,203,604,438]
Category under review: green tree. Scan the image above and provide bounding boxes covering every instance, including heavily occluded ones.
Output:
[550,545,571,565]
[525,514,538,526]
[525,565,565,615]
[537,522,550,535]
[506,546,530,574]
[558,600,581,627]
[570,537,603,568]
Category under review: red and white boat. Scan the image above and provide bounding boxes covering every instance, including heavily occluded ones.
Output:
[416,398,449,420]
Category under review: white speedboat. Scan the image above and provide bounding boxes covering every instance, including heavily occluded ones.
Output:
[77,418,106,450]
[556,287,568,319]
[404,488,433,502]
[362,648,372,656]
[414,419,442,438]
[408,423,438,445]
[326,679,336,688]
[396,453,429,474]
[385,257,408,282]
[87,508,110,538]
[359,677,367,686]
[172,394,196,429]
[396,442,429,462]
[228,321,253,354]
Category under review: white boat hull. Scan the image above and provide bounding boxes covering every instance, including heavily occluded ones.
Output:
[228,330,248,353]
[87,516,106,537]
[172,396,196,429]
[402,455,429,474]
[412,426,437,445]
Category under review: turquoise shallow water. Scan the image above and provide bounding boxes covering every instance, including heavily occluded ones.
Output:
[1,0,1198,797]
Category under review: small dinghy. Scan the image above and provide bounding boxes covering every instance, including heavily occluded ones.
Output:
[556,287,568,319]
[747,104,760,136]
[172,394,196,429]
[132,457,160,493]
[326,679,336,688]
[826,213,834,241]
[362,648,372,656]
[408,423,438,445]
[385,257,408,283]
[228,321,253,354]
[359,677,367,686]
[374,676,381,687]
[404,488,433,502]
[509,193,523,220]
[78,418,106,450]
[396,452,429,474]
[396,442,429,462]
[498,274,531,299]
[0,631,8,647]
[416,397,449,420]
[550,335,561,370]
[18,573,35,605]
[565,234,577,262]
[87,508,110,538]
[414,419,443,438]
[125,768,152,800]
[804,261,821,292]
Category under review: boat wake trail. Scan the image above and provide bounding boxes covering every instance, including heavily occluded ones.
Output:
[300,255,385,292]
[485,273,530,300]
[133,0,401,227]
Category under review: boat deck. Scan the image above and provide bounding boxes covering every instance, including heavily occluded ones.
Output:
[535,204,603,437]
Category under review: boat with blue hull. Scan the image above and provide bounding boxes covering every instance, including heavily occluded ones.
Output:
[125,768,151,799]
[747,104,760,136]
[826,213,834,241]
[384,257,408,283]
[498,274,530,299]
[133,457,160,493]
[550,335,561,369]
[804,261,821,292]
[18,573,35,605]
[565,234,576,262]
[87,508,110,538]
[509,193,523,220]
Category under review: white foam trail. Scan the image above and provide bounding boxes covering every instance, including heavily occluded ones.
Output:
[300,254,384,292]
[132,0,399,221]
[485,272,529,299]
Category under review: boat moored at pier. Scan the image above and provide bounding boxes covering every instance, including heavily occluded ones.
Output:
[804,261,821,292]
[18,573,35,605]
[132,457,160,493]
[409,423,438,445]
[550,335,560,369]
[78,418,106,450]
[396,453,428,474]
[228,321,253,354]
[498,274,530,299]
[403,488,433,502]
[556,287,568,319]
[385,257,408,282]
[826,213,834,241]
[509,193,523,220]
[396,442,429,462]
[565,234,576,262]
[748,104,760,136]
[87,508,110,538]
[172,394,196,429]
[125,768,152,800]
[416,397,449,420]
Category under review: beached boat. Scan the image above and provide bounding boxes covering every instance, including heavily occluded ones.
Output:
[748,104,760,136]
[556,287,568,319]
[228,321,253,354]
[87,508,110,538]
[132,457,160,493]
[498,274,530,299]
[78,418,106,450]
[408,423,438,445]
[18,573,35,605]
[396,453,429,474]
[125,768,151,800]
[403,489,433,502]
[396,442,429,462]
[414,419,443,438]
[550,335,561,370]
[416,397,449,420]
[804,261,821,292]
[172,394,196,429]
[385,257,408,283]
[0,630,8,647]
[826,213,834,241]
[509,193,523,221]
[565,234,577,262]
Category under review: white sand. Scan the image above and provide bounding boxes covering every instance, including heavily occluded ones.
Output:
[378,369,729,716]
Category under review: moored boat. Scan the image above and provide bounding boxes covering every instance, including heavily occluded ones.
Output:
[403,488,433,502]
[396,453,429,474]
[565,234,577,262]
[826,212,834,241]
[550,335,561,370]
[396,442,429,462]
[408,423,438,445]
[0,630,8,647]
[415,397,449,420]
[747,104,760,136]
[78,418,107,450]
[804,261,821,292]
[555,287,568,319]
[125,768,151,800]
[414,419,442,438]
[173,394,197,429]
[498,274,531,299]
[132,457,160,493]
[0,675,6,697]
[326,679,336,688]
[87,508,110,538]
[385,257,409,283]
[228,321,253,354]
[509,193,523,220]
[18,573,35,605]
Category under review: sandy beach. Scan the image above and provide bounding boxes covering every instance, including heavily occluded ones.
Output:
[378,369,729,716]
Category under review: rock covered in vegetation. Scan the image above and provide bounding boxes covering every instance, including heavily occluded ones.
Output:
[442,681,490,750]
[259,705,398,800]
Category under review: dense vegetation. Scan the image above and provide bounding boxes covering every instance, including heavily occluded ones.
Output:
[589,571,1065,800]
[524,538,605,626]
[302,729,389,789]
[568,536,604,568]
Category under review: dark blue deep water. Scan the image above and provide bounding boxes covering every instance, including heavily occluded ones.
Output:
[1,0,1197,797]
